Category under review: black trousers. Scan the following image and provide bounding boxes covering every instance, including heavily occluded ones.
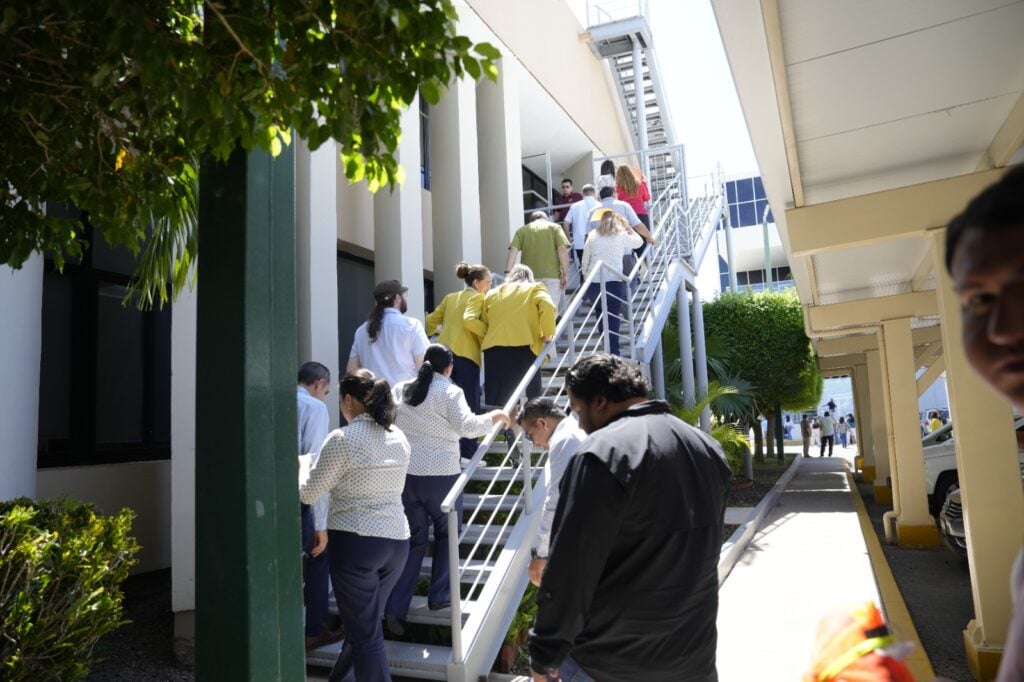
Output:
[820,435,834,457]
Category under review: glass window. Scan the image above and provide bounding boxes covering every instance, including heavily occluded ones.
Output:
[753,176,766,199]
[738,201,756,227]
[755,199,770,224]
[419,96,431,191]
[729,204,740,228]
[747,269,764,285]
[37,271,73,452]
[736,178,755,203]
[726,181,738,204]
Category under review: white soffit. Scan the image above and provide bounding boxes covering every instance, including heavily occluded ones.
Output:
[518,67,595,178]
[813,236,930,305]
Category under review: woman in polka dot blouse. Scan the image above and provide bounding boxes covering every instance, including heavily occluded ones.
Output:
[300,369,410,682]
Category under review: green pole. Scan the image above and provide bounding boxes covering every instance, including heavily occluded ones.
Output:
[195,144,304,679]
[775,402,785,463]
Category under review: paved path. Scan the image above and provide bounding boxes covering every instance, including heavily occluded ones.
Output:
[716,456,882,680]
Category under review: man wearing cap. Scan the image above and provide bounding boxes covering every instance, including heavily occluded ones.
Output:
[594,186,655,245]
[347,280,430,387]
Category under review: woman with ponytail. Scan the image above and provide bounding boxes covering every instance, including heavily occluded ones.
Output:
[425,261,492,461]
[383,344,510,635]
[299,369,410,682]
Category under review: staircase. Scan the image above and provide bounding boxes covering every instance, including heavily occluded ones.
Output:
[306,167,726,680]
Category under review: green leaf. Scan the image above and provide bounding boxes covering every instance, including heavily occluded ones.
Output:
[474,42,501,60]
[419,79,442,105]
[463,56,480,80]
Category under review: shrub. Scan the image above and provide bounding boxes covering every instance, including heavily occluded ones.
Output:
[711,424,750,478]
[0,497,139,681]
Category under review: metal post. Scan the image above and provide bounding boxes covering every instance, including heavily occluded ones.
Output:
[626,283,636,362]
[775,403,785,463]
[724,196,738,293]
[520,419,534,513]
[762,203,773,290]
[544,151,553,211]
[195,144,304,678]
[447,510,463,661]
[652,341,666,399]
[598,277,611,354]
[691,286,711,432]
[631,38,649,181]
[676,286,695,407]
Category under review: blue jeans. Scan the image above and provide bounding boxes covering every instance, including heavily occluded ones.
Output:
[301,504,332,637]
[586,281,627,356]
[451,355,481,461]
[839,432,848,447]
[385,474,462,619]
[554,655,597,682]
[327,532,409,682]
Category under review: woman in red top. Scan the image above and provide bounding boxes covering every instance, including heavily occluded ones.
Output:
[615,165,651,259]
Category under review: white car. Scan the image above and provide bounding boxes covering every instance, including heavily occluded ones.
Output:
[923,416,1024,514]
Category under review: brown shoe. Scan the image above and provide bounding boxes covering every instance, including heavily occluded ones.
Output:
[305,626,345,650]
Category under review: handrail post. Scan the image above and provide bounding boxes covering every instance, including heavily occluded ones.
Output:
[447,509,463,662]
[519,397,534,513]
[567,312,577,365]
[599,277,611,354]
[626,284,636,363]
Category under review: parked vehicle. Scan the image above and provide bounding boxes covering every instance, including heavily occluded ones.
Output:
[923,416,1024,514]
[938,488,966,558]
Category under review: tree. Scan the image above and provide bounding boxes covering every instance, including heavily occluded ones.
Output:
[0,0,498,306]
[702,290,822,462]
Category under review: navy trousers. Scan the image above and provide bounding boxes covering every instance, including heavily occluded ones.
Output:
[451,354,482,461]
[586,281,627,356]
[327,531,409,682]
[301,504,332,637]
[385,474,461,619]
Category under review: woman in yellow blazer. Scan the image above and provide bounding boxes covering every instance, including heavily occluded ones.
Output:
[425,262,492,460]
[463,264,557,406]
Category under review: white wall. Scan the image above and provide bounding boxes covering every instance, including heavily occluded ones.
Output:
[37,460,172,574]
[170,285,197,610]
[0,257,43,501]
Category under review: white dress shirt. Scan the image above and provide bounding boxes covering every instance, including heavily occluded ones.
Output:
[565,196,600,250]
[297,386,331,530]
[349,308,430,387]
[536,415,587,557]
[582,229,643,283]
[393,374,493,476]
[299,414,411,540]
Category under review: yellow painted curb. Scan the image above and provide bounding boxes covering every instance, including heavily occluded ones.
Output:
[872,484,893,505]
[862,464,876,483]
[844,466,936,681]
[896,522,941,548]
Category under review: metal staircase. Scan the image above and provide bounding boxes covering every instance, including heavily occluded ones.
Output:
[306,168,727,680]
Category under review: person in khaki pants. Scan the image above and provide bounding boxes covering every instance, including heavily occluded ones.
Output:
[800,414,812,457]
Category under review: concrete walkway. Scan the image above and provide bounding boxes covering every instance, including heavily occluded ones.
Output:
[716,456,891,680]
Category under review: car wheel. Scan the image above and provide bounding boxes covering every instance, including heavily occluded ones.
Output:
[932,472,959,515]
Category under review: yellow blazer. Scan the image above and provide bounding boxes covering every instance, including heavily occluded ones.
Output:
[426,288,483,366]
[463,282,556,357]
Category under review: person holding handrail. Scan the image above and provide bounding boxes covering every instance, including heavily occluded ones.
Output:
[582,210,643,357]
[425,261,492,462]
[383,344,510,636]
[299,369,409,682]
[463,264,556,407]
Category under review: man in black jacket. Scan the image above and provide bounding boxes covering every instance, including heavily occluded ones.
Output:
[528,354,731,682]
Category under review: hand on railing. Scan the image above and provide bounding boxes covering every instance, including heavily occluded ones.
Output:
[487,410,512,429]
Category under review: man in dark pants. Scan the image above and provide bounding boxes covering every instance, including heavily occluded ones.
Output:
[818,410,836,457]
[528,355,731,682]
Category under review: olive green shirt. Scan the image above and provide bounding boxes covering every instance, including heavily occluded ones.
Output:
[510,219,570,280]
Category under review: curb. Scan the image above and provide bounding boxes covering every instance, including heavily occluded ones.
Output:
[717,454,803,586]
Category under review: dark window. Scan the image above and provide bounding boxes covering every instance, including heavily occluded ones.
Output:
[746,269,764,285]
[729,204,740,228]
[726,181,738,204]
[420,96,431,191]
[738,201,756,227]
[521,166,550,212]
[755,199,770,224]
[37,218,171,468]
[736,178,754,203]
[753,176,765,200]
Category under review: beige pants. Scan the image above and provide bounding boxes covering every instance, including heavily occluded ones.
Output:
[540,278,562,309]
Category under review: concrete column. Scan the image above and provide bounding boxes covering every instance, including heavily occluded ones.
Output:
[477,57,524,274]
[880,318,939,546]
[865,348,892,504]
[431,76,482,301]
[651,341,666,400]
[676,286,695,406]
[930,230,1023,679]
[691,286,711,432]
[852,363,876,482]
[170,283,197,636]
[724,210,738,293]
[296,139,341,429]
[0,256,43,500]
[374,93,425,320]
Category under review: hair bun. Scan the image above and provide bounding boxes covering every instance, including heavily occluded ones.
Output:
[455,261,470,279]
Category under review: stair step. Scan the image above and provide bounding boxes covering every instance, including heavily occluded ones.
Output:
[463,493,524,512]
[307,638,452,679]
[469,465,542,482]
[420,556,493,581]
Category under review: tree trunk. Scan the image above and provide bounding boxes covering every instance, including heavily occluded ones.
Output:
[751,417,764,464]
[765,409,775,459]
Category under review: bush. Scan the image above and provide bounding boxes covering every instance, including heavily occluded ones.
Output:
[0,497,139,681]
[711,424,750,478]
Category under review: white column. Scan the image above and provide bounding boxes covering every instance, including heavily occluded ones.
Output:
[431,76,482,302]
[880,318,938,545]
[691,286,711,431]
[477,57,524,274]
[170,283,197,630]
[0,257,43,500]
[374,94,425,320]
[865,348,892,505]
[931,230,1022,674]
[676,286,695,406]
[296,139,341,428]
[852,362,876,482]
[651,341,666,400]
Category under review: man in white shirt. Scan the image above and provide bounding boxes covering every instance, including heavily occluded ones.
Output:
[564,184,600,265]
[347,279,429,387]
[296,361,342,650]
[517,397,586,587]
[818,411,836,457]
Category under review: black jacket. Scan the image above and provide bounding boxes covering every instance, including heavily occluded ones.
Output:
[528,400,731,682]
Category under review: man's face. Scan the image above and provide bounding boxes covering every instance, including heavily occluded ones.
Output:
[521,416,559,449]
[567,388,608,434]
[951,226,1024,408]
[561,182,573,196]
[312,378,331,400]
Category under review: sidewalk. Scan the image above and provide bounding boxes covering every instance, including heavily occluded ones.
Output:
[716,454,932,680]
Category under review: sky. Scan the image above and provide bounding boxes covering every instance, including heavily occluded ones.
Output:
[568,0,760,179]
